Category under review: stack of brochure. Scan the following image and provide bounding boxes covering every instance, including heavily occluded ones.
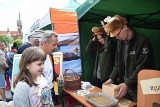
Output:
[81,81,92,90]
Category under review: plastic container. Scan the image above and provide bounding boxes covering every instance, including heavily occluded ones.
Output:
[85,92,118,107]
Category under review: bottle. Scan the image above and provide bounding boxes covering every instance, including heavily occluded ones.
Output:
[58,75,63,95]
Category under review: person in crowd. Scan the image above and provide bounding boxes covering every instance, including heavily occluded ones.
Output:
[86,26,116,88]
[17,36,39,54]
[13,46,54,107]
[0,41,8,101]
[5,42,18,90]
[39,31,59,104]
[104,15,154,102]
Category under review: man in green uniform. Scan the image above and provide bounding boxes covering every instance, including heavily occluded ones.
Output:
[104,15,154,102]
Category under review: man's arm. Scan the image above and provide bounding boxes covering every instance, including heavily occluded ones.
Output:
[125,38,154,88]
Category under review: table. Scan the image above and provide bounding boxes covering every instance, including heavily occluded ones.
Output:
[63,86,101,107]
[62,86,137,107]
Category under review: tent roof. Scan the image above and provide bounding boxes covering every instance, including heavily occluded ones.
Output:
[29,8,78,34]
[76,0,160,82]
[50,8,78,34]
[62,0,81,12]
[77,0,160,30]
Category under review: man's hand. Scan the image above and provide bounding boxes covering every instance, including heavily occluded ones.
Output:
[103,79,113,85]
[115,83,128,99]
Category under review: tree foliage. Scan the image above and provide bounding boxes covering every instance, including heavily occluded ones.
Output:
[13,39,23,48]
[0,35,12,46]
[0,35,23,48]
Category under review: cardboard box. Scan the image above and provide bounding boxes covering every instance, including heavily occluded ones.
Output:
[102,84,137,107]
[102,84,119,98]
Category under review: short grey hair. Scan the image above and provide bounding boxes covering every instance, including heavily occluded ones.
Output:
[40,32,58,45]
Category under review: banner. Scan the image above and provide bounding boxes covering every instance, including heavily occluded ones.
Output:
[11,54,22,92]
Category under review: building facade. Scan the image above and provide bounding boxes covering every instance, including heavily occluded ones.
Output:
[0,13,23,40]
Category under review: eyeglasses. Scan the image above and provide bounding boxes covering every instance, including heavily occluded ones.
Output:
[114,26,123,37]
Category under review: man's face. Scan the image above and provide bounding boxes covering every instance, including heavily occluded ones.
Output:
[33,39,39,46]
[45,36,58,54]
[110,26,128,41]
[0,42,5,50]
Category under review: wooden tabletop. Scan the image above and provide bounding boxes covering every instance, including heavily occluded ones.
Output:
[63,86,137,107]
[63,86,101,107]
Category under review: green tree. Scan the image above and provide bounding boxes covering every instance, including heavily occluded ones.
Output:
[13,39,23,48]
[0,35,12,46]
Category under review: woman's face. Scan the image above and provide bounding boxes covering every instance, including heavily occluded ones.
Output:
[27,60,45,80]
[97,35,105,44]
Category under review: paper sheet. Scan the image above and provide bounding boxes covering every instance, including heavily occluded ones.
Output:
[140,77,160,95]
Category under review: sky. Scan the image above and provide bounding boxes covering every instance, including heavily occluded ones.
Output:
[0,0,85,34]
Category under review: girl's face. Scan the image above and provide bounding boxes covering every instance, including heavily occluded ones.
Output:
[27,60,45,80]
[97,35,105,44]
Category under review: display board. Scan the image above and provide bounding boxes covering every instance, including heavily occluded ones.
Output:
[56,33,82,76]
[11,54,22,92]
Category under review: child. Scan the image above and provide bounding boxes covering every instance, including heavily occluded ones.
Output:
[13,46,54,107]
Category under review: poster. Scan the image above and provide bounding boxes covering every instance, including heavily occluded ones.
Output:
[11,54,22,92]
[57,33,82,76]
[53,52,63,75]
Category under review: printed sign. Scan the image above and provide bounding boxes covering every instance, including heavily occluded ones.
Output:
[140,77,160,95]
[53,52,63,95]
[53,52,63,75]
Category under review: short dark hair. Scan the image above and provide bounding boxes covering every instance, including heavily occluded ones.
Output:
[11,42,18,50]
[28,36,31,40]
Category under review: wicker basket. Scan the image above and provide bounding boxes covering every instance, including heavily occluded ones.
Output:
[63,69,81,90]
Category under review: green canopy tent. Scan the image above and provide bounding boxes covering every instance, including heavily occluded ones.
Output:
[76,0,160,83]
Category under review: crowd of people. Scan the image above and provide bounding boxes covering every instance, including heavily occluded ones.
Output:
[0,15,155,106]
[0,31,59,106]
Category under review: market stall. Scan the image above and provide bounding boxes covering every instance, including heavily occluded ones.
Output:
[30,8,82,76]
[76,0,160,84]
